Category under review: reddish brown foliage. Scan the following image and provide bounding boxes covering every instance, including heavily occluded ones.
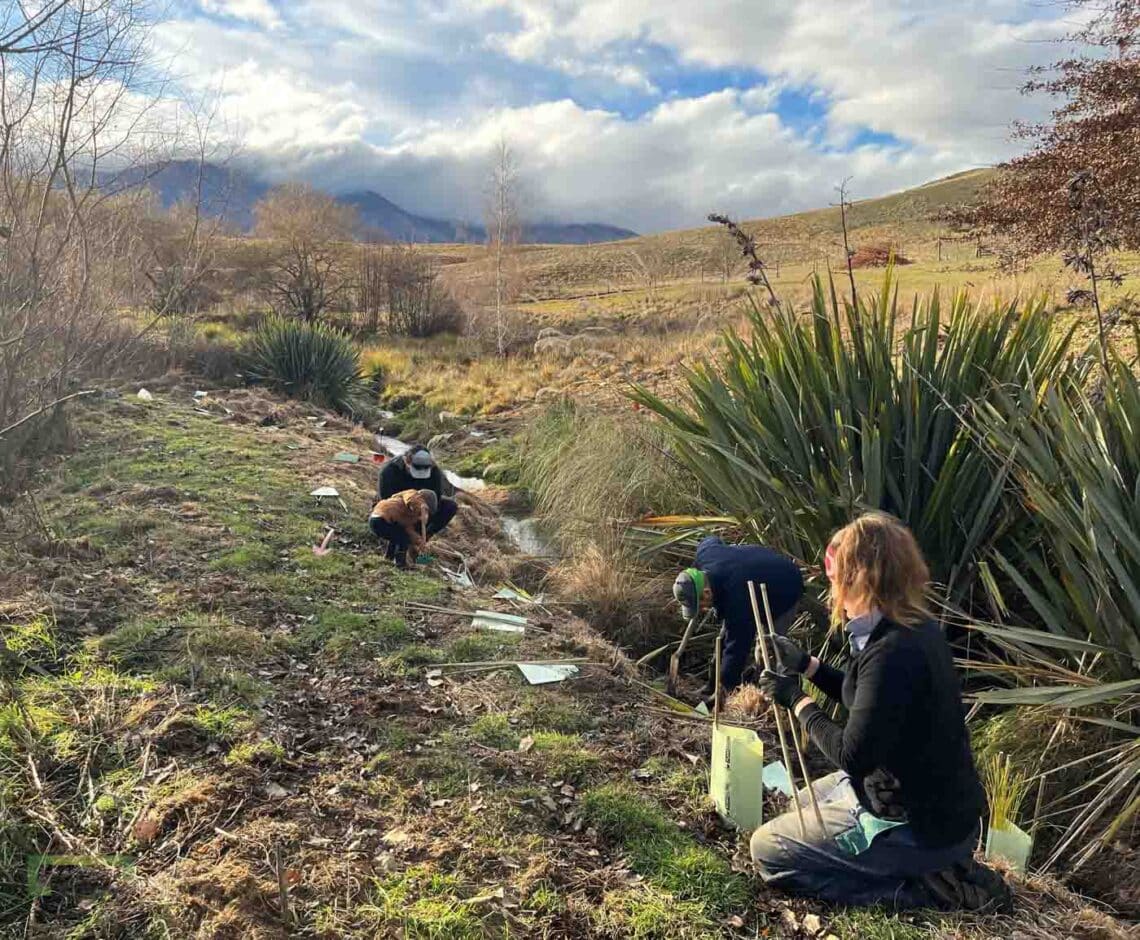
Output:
[964,1,1140,255]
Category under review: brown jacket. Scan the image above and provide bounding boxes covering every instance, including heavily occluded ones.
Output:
[371,489,429,552]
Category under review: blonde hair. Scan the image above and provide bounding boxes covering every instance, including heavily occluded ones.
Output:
[828,512,931,628]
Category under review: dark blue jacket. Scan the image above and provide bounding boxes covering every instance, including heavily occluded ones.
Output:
[696,536,803,689]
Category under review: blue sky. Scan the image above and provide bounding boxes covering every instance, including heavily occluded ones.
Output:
[156,0,1077,231]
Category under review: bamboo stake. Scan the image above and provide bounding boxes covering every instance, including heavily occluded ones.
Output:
[713,631,722,728]
[758,581,828,836]
[747,581,807,838]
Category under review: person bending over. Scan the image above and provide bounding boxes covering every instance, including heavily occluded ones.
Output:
[672,536,803,707]
[378,444,457,539]
[752,512,1011,912]
[369,488,437,568]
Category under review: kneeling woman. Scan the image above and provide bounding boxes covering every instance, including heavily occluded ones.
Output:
[753,512,1010,911]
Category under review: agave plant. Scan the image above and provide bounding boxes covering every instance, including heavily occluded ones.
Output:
[631,272,1074,605]
[243,316,368,416]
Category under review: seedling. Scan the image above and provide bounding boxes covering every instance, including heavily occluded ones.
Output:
[984,751,1033,872]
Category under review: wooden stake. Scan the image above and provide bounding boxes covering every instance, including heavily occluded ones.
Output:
[757,581,828,836]
[746,581,806,839]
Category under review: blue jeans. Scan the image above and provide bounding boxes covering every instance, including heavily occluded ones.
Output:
[750,771,977,908]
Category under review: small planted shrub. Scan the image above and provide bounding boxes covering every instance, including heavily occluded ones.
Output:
[242,316,368,415]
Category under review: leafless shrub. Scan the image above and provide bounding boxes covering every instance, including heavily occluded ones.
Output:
[253,183,358,322]
[0,1,174,475]
[381,245,463,338]
[357,243,385,334]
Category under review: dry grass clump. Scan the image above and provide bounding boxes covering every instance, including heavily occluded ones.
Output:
[547,543,674,651]
[725,684,766,719]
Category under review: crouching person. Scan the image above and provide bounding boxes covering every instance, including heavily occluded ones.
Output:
[379,444,458,539]
[751,512,1012,913]
[369,489,437,568]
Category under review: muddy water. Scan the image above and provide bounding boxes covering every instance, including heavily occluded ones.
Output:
[373,434,556,557]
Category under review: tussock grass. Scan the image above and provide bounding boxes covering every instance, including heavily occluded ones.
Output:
[522,402,698,649]
[983,751,1031,831]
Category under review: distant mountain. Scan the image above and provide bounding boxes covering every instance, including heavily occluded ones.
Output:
[338,190,474,244]
[340,189,637,245]
[102,161,637,245]
[100,160,269,231]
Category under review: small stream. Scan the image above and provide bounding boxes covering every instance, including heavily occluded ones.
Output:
[374,434,557,558]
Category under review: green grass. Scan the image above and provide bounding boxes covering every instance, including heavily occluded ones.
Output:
[828,910,936,940]
[446,632,520,663]
[530,731,599,782]
[581,784,749,916]
[296,610,411,658]
[469,713,520,750]
[384,644,449,674]
[357,866,482,939]
[592,887,719,939]
[94,612,272,702]
[209,542,278,572]
[190,704,255,743]
[638,756,707,810]
[451,441,522,485]
[515,694,595,734]
[225,739,285,766]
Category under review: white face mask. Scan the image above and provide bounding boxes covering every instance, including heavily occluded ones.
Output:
[846,608,883,653]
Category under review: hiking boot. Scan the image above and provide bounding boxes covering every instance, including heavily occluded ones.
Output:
[918,859,1013,914]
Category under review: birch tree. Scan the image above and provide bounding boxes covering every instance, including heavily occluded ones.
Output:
[485,135,520,356]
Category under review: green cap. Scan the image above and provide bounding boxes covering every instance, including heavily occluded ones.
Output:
[673,567,706,619]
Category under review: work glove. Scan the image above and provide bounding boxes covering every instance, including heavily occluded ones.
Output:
[759,669,804,710]
[772,635,810,674]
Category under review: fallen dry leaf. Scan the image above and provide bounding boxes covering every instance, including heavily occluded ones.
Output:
[133,815,162,844]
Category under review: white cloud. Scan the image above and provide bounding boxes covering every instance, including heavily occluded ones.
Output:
[246,92,966,232]
[199,0,283,31]
[151,0,1077,231]
[474,0,1072,158]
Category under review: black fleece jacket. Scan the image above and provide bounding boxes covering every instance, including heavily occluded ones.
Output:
[378,457,455,501]
[796,618,986,848]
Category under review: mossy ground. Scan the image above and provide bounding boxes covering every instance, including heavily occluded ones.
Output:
[0,387,1123,939]
[0,389,761,938]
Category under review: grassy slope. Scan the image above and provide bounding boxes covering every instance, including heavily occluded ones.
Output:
[441,168,1135,319]
[384,170,1134,420]
[0,387,1130,939]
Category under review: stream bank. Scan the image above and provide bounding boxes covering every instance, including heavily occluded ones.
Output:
[373,431,558,561]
